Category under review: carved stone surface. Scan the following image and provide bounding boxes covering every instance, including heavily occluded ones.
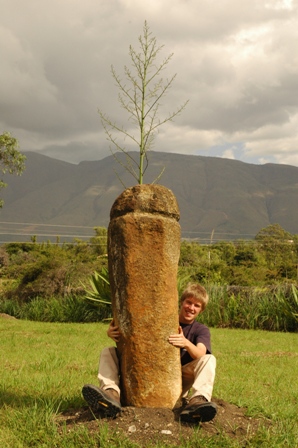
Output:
[108,184,182,408]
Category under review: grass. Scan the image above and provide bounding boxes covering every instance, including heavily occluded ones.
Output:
[1,319,297,447]
[201,284,298,332]
[1,283,297,332]
[0,294,112,323]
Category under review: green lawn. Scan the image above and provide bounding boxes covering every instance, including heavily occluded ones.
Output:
[0,319,297,447]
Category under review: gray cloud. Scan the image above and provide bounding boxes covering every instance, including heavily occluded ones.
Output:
[1,0,298,166]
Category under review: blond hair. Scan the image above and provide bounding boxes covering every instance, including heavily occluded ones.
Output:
[180,283,209,311]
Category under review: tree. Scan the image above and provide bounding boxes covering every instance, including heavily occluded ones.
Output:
[255,224,295,277]
[0,132,26,207]
[99,21,188,185]
[255,223,292,243]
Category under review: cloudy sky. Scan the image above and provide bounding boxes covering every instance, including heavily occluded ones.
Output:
[1,0,298,166]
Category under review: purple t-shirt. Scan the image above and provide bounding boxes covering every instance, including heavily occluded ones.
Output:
[180,321,212,366]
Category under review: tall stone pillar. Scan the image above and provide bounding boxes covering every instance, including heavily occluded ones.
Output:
[108,184,181,408]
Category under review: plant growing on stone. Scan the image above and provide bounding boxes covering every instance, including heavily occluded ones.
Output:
[99,21,188,184]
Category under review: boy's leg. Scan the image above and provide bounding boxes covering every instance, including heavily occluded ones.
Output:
[180,355,217,423]
[97,347,121,394]
[183,354,216,401]
[82,347,121,416]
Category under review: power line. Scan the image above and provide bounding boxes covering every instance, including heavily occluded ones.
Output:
[0,232,106,239]
[0,221,296,243]
[0,221,97,229]
[0,221,257,239]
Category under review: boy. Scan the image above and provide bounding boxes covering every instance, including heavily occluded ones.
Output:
[82,283,217,423]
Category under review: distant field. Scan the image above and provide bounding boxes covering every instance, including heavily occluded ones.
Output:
[0,319,297,447]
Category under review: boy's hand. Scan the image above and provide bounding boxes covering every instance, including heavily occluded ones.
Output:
[107,319,121,342]
[168,326,187,348]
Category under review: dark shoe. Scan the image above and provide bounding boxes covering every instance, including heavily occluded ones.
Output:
[82,384,121,417]
[180,395,217,423]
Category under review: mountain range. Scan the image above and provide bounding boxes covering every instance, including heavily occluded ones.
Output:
[0,151,298,243]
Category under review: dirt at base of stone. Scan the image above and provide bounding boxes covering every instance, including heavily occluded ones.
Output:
[57,398,270,447]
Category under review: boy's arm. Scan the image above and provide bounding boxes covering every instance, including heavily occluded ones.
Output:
[107,319,121,342]
[168,326,207,359]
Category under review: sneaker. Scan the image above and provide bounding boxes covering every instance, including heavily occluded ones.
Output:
[180,395,217,423]
[82,384,121,417]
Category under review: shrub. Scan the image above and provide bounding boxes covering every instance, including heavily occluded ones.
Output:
[201,284,298,332]
[0,295,112,322]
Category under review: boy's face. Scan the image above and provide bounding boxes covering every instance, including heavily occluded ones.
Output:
[179,296,203,324]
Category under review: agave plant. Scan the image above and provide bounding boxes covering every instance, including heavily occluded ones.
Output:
[83,267,111,305]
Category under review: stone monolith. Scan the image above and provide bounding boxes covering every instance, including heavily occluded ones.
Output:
[108,184,181,408]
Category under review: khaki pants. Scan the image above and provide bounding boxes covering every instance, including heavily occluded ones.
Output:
[97,347,216,402]
[97,347,121,394]
[181,354,216,401]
